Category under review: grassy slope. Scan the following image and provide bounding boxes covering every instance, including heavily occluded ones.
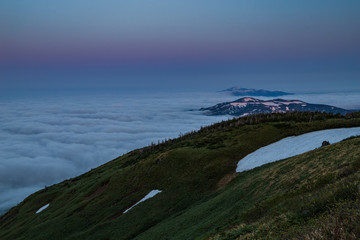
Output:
[1,112,360,240]
[207,136,360,240]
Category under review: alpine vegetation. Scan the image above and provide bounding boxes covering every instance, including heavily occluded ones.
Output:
[1,112,360,240]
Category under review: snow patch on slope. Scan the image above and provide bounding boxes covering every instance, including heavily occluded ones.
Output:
[243,97,257,102]
[230,102,247,107]
[278,100,305,105]
[35,203,49,214]
[262,102,280,106]
[236,127,360,173]
[123,190,162,214]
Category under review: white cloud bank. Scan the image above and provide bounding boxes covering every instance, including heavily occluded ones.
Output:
[0,91,230,214]
[0,90,359,214]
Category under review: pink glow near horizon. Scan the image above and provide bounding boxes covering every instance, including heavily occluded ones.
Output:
[1,1,360,66]
[1,34,359,66]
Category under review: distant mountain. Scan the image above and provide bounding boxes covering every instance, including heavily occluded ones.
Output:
[200,97,351,116]
[220,87,293,97]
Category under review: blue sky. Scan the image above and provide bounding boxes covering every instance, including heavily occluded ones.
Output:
[1,0,360,91]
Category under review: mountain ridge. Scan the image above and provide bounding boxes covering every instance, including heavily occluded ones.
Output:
[201,97,351,116]
[1,112,360,239]
[220,87,293,97]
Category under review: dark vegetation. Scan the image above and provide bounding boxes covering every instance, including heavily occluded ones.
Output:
[1,112,360,240]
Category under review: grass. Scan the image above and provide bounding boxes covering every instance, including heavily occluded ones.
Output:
[1,112,360,240]
[209,140,360,240]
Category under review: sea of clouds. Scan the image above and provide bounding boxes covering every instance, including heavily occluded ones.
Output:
[0,91,232,214]
[0,90,360,214]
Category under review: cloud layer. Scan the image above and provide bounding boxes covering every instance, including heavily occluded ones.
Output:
[0,90,359,214]
[0,91,230,214]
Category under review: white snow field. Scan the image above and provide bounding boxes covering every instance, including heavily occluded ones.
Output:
[35,203,49,214]
[236,127,360,173]
[123,190,162,214]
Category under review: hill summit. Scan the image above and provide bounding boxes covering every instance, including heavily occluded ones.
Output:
[220,87,293,97]
[201,97,351,116]
[1,112,360,239]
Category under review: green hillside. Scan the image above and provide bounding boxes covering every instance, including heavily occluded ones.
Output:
[1,112,360,240]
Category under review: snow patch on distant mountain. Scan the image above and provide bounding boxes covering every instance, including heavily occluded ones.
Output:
[200,97,351,116]
[230,102,247,107]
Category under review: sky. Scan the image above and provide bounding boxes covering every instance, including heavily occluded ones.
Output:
[1,0,360,92]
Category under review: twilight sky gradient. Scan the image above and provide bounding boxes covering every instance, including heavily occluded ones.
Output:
[1,0,360,91]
